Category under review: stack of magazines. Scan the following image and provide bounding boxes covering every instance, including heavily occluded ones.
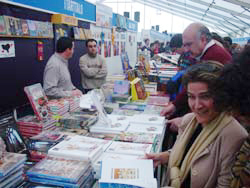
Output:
[16,115,57,138]
[0,152,27,188]
[27,156,94,187]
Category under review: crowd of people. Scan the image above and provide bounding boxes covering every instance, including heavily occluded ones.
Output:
[145,22,250,188]
[42,23,250,188]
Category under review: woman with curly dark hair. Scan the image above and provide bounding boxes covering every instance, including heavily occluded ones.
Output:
[146,62,248,188]
[215,46,250,188]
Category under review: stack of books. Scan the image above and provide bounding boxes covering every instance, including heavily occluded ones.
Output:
[48,135,112,163]
[47,99,70,116]
[89,115,130,134]
[64,96,81,112]
[147,96,169,106]
[27,156,94,187]
[28,131,68,162]
[115,132,159,144]
[0,152,27,188]
[16,115,57,138]
[129,114,166,126]
[99,159,157,188]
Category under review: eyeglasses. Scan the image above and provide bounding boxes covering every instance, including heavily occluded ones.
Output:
[183,42,193,48]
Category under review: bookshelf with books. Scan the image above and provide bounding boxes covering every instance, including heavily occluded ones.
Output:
[0,15,54,39]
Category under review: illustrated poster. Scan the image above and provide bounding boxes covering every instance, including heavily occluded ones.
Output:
[0,41,15,58]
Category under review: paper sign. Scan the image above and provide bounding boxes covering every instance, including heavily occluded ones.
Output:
[0,41,15,58]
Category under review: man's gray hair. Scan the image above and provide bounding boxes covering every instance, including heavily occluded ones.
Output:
[197,25,212,42]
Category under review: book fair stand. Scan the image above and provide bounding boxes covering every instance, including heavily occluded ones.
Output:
[0,0,181,187]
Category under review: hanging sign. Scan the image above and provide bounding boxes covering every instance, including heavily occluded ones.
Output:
[0,41,15,58]
[126,19,138,32]
[51,14,78,26]
[7,0,96,22]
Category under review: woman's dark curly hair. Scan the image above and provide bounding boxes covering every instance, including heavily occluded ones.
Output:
[214,46,250,116]
[182,61,224,111]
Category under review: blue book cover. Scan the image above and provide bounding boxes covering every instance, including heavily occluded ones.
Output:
[27,156,90,183]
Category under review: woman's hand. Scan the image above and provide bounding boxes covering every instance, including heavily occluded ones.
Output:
[144,151,170,168]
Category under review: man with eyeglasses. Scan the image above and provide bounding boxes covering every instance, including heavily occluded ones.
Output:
[79,39,107,93]
[161,23,232,126]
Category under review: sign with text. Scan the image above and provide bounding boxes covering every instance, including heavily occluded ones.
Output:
[126,19,138,32]
[8,0,96,22]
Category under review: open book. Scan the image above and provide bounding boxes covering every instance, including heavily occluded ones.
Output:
[99,159,157,188]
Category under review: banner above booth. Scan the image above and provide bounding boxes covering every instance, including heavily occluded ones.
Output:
[7,0,96,22]
[96,2,112,28]
[112,13,127,30]
[126,19,138,32]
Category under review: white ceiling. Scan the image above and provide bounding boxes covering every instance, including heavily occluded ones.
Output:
[93,0,250,36]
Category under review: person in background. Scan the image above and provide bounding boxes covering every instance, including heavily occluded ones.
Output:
[149,43,155,58]
[154,40,160,55]
[161,22,232,119]
[43,37,82,99]
[79,39,107,93]
[159,42,165,53]
[215,46,250,188]
[223,36,233,54]
[141,38,150,51]
[146,62,248,188]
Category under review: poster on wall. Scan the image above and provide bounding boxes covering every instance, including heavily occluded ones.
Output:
[97,40,102,55]
[96,3,113,28]
[0,41,15,58]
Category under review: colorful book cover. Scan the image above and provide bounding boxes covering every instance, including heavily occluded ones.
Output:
[27,156,90,183]
[4,16,16,35]
[0,152,26,177]
[21,19,29,36]
[113,80,130,95]
[147,96,169,106]
[106,141,152,156]
[27,20,38,37]
[73,27,80,40]
[115,132,158,144]
[24,83,49,121]
[99,160,157,188]
[0,16,6,35]
[14,18,23,36]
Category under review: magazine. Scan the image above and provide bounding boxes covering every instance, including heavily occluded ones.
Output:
[0,16,6,35]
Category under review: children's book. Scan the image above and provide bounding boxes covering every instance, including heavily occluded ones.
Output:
[24,83,49,120]
[99,159,157,188]
[105,141,152,156]
[27,156,90,184]
[131,78,147,100]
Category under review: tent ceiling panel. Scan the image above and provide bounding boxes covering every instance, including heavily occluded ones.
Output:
[100,0,250,35]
